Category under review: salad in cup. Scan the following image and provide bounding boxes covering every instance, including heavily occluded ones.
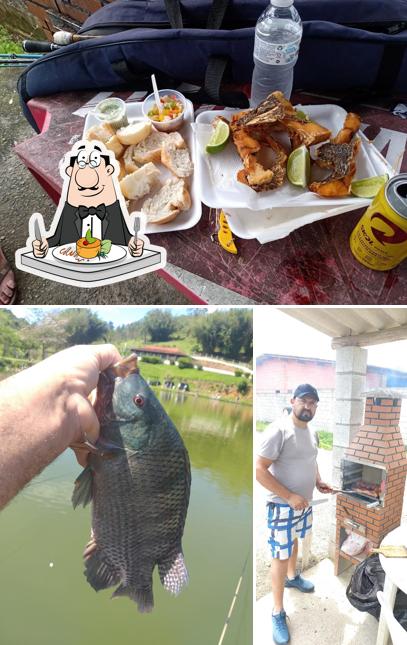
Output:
[142,89,186,132]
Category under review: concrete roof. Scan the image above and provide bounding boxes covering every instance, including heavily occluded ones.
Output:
[280,308,407,348]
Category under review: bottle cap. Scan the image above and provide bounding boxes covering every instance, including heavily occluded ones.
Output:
[272,0,294,6]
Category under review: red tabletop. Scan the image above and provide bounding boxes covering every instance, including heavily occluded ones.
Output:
[14,90,407,304]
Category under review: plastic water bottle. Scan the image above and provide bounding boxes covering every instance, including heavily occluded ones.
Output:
[250,0,302,107]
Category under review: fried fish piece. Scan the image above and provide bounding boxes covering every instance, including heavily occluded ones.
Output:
[230,114,287,191]
[282,118,332,149]
[235,92,331,149]
[309,113,361,197]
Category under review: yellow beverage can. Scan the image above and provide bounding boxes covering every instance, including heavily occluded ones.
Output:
[350,174,407,270]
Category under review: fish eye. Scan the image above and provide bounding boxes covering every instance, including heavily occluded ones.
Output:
[133,394,145,407]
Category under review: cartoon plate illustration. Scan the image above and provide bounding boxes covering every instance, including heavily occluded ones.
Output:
[15,138,166,288]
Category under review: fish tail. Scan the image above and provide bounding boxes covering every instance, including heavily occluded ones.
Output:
[158,552,189,596]
[111,584,154,613]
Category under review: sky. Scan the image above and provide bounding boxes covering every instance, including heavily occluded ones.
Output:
[255,308,407,372]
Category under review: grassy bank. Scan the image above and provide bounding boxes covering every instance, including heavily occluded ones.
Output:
[0,26,23,53]
[139,361,252,402]
[139,361,240,385]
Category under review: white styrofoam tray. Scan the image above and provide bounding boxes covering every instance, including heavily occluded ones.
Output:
[195,104,394,212]
[84,99,200,234]
[224,202,354,243]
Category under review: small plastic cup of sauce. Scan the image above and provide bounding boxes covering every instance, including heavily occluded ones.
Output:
[95,97,129,130]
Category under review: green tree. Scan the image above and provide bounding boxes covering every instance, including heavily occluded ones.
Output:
[58,309,109,345]
[24,309,109,358]
[142,310,177,342]
[0,310,28,358]
[193,309,252,361]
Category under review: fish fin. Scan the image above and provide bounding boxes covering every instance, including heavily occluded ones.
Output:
[85,549,120,591]
[72,466,93,509]
[158,552,189,595]
[111,584,154,613]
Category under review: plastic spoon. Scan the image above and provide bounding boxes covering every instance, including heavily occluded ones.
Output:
[151,74,162,117]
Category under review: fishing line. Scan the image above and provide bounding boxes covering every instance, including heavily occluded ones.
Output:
[233,560,252,645]
[217,549,251,645]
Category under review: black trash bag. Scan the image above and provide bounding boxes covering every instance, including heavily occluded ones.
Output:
[346,555,385,619]
[346,554,407,629]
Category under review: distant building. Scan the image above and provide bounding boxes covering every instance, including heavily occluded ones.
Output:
[257,354,407,394]
[132,346,187,361]
[257,354,407,438]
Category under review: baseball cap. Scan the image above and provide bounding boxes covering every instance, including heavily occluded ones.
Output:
[293,384,319,402]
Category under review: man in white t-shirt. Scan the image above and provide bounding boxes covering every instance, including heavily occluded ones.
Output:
[256,384,333,645]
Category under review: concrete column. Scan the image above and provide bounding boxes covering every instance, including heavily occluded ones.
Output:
[328,346,367,559]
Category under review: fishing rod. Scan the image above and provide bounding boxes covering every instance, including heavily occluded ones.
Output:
[217,551,250,645]
[22,30,100,54]
[0,53,43,67]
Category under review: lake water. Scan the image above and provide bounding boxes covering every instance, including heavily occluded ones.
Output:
[0,393,252,645]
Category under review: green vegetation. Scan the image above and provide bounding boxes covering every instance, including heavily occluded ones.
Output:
[139,362,239,385]
[140,355,162,364]
[142,309,177,342]
[256,421,269,432]
[0,26,23,53]
[237,380,250,395]
[178,357,194,369]
[317,431,333,450]
[112,308,252,362]
[0,308,252,401]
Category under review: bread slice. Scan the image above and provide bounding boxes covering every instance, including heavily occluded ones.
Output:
[166,131,186,148]
[130,130,185,165]
[119,162,160,200]
[86,122,115,143]
[131,130,169,164]
[118,158,127,181]
[116,120,152,145]
[161,143,193,177]
[142,177,191,224]
[123,144,139,174]
[105,135,125,158]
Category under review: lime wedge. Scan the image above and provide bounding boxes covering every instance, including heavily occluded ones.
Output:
[206,120,230,154]
[295,109,310,121]
[351,174,389,198]
[287,145,311,188]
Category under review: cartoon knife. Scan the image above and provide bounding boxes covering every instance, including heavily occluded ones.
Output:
[133,215,141,240]
[34,215,44,243]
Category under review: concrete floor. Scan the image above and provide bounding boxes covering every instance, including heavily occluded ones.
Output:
[0,67,191,304]
[255,558,379,645]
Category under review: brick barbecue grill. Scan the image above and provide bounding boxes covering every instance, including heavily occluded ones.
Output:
[335,389,407,575]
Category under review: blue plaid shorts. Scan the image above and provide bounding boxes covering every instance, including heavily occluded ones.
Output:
[267,503,313,560]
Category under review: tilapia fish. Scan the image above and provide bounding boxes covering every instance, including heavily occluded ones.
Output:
[72,354,191,612]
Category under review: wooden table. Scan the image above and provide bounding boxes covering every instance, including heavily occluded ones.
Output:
[376,524,407,645]
[14,90,407,304]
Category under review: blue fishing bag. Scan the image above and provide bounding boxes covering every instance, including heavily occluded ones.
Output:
[18,0,407,132]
